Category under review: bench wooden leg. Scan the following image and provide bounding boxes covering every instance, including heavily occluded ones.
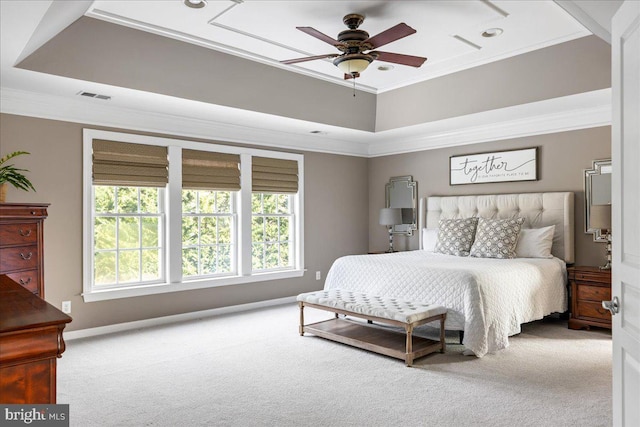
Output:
[298,302,304,336]
[440,315,446,353]
[405,324,414,367]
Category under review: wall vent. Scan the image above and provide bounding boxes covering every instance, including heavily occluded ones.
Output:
[77,91,111,100]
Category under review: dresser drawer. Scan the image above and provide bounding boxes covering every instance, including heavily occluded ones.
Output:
[0,222,39,246]
[576,284,611,302]
[4,270,40,294]
[0,246,39,272]
[575,300,611,322]
[0,206,48,218]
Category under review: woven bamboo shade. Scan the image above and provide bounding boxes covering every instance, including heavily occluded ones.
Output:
[182,150,240,191]
[252,157,298,193]
[92,139,168,187]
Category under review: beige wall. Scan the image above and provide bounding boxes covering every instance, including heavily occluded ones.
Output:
[1,112,612,332]
[0,113,369,331]
[18,17,377,132]
[376,36,611,131]
[368,126,612,267]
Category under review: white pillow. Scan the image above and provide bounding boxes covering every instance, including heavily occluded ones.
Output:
[515,225,555,258]
[422,228,438,252]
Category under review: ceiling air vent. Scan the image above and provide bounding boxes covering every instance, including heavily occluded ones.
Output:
[77,91,111,100]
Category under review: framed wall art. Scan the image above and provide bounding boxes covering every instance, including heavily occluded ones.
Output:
[450,147,538,185]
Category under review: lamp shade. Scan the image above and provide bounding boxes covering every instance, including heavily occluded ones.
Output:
[379,208,402,226]
[590,204,611,230]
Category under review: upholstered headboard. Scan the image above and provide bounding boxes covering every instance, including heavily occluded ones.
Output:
[418,192,575,263]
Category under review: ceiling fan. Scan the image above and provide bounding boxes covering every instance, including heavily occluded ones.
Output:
[281,13,427,80]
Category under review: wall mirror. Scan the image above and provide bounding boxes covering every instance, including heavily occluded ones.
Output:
[584,159,611,242]
[385,175,417,236]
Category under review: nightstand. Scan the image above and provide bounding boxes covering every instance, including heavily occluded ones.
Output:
[568,266,612,330]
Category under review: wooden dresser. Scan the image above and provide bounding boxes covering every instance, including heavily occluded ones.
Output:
[568,266,612,330]
[0,275,72,403]
[0,203,49,298]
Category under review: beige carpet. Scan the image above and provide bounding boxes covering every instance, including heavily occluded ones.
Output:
[58,304,612,427]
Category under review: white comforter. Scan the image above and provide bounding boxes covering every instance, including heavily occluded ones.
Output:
[324,251,567,357]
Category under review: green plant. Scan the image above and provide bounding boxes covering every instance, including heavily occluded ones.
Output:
[0,151,36,192]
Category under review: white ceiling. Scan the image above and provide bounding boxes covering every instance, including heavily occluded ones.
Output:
[86,0,590,93]
[0,1,619,157]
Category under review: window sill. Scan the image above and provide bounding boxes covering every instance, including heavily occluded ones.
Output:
[82,269,304,302]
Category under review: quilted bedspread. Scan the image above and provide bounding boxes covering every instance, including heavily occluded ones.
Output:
[324,251,567,357]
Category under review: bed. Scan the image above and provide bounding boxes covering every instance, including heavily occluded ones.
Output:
[324,192,574,357]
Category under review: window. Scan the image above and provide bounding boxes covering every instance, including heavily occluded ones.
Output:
[252,193,293,271]
[93,186,164,287]
[182,190,234,278]
[83,129,304,302]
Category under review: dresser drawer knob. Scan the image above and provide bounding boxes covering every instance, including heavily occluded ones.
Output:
[19,277,32,285]
[19,229,32,237]
[31,211,36,215]
[20,252,33,260]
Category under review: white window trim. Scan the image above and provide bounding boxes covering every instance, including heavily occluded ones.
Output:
[82,129,304,302]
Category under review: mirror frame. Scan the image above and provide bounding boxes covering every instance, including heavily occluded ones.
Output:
[584,159,612,242]
[385,175,417,236]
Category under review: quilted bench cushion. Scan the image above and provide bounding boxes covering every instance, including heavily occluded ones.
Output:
[297,289,446,324]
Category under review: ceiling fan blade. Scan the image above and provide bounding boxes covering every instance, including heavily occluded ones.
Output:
[297,27,341,46]
[371,51,427,67]
[281,53,339,65]
[365,23,416,49]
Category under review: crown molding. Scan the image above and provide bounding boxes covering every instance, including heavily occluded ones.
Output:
[1,86,611,158]
[367,88,612,157]
[0,87,370,157]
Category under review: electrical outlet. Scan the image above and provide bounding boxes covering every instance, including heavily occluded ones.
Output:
[315,271,321,280]
[61,301,71,314]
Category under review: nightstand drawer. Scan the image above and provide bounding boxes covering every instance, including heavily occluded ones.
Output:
[576,284,611,302]
[575,300,612,322]
[573,271,609,283]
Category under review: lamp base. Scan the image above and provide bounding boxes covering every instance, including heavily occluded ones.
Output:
[600,231,612,270]
[387,227,394,253]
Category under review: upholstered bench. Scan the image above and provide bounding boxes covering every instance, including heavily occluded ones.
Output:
[296,289,447,366]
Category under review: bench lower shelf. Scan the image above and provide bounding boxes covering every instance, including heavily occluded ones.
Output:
[303,318,443,366]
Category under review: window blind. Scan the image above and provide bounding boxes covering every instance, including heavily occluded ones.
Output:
[182,150,241,191]
[252,157,298,193]
[92,139,168,187]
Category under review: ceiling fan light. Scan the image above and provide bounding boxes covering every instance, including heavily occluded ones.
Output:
[334,55,372,74]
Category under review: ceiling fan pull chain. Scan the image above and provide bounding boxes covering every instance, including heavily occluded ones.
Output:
[353,78,356,97]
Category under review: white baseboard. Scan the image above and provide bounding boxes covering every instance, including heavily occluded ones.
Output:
[64,296,297,341]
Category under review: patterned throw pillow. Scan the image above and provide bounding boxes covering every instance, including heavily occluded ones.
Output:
[470,217,525,259]
[434,218,479,256]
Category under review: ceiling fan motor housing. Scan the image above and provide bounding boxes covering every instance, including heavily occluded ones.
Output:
[343,13,365,29]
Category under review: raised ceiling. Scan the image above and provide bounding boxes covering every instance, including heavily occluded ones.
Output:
[0,1,615,157]
[86,0,589,93]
